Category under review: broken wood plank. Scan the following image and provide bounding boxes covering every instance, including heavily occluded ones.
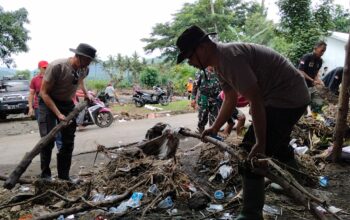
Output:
[0,174,33,184]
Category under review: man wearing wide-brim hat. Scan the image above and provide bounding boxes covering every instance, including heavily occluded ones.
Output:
[39,43,97,181]
[176,25,310,220]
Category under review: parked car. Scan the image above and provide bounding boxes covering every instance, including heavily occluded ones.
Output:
[0,78,30,119]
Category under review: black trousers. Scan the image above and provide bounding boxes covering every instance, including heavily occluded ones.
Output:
[38,98,76,179]
[241,105,307,167]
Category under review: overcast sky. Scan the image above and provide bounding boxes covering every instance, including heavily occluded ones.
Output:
[0,0,348,70]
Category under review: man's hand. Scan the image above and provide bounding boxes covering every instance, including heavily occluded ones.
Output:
[190,100,196,109]
[85,93,94,102]
[28,107,34,116]
[248,143,266,160]
[201,126,219,141]
[57,113,66,122]
[314,79,324,87]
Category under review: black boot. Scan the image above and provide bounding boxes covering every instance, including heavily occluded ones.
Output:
[40,149,53,180]
[56,153,72,180]
[235,176,265,220]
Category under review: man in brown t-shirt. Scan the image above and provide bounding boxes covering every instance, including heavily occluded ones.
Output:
[39,43,96,181]
[176,25,310,220]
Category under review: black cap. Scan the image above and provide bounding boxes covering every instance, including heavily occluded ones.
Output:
[176,25,216,64]
[69,43,97,60]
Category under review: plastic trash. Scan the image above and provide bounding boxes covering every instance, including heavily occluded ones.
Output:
[214,190,225,200]
[157,196,174,209]
[270,183,284,193]
[66,215,75,219]
[219,165,233,179]
[92,193,105,202]
[263,204,282,215]
[127,192,143,208]
[57,215,65,220]
[19,186,30,192]
[210,134,224,141]
[109,201,128,214]
[316,205,342,214]
[294,146,309,155]
[105,194,118,201]
[219,212,234,220]
[324,118,335,127]
[226,192,235,199]
[148,184,161,196]
[341,146,350,159]
[319,176,329,187]
[206,204,224,212]
[166,208,178,216]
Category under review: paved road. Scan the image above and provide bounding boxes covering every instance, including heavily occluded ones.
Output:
[0,113,198,165]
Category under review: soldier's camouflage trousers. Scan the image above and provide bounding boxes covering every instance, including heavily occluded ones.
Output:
[197,98,218,131]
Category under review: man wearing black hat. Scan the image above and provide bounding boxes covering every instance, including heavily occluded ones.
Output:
[176,26,310,220]
[39,43,96,181]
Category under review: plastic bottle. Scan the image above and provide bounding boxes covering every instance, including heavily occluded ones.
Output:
[148,184,161,196]
[92,193,105,202]
[214,190,224,200]
[57,215,65,220]
[319,176,329,187]
[127,192,143,208]
[157,196,174,209]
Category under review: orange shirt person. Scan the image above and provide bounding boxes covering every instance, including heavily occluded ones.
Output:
[186,78,193,100]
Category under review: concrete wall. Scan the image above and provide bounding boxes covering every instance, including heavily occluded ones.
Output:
[323,37,346,75]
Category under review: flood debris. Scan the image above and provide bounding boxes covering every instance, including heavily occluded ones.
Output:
[1,106,350,219]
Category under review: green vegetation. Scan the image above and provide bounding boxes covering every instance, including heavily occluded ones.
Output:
[86,79,109,92]
[140,67,160,87]
[14,69,31,80]
[112,100,193,115]
[0,7,30,67]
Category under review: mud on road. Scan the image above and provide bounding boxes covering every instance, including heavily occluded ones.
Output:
[0,114,39,138]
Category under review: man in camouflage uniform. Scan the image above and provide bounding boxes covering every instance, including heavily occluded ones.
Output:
[191,66,221,133]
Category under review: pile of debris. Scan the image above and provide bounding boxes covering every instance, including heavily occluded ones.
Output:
[1,123,349,220]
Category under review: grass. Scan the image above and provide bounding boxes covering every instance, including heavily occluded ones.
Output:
[111,99,194,115]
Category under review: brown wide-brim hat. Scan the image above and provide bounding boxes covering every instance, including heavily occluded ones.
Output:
[176,25,216,64]
[69,43,97,60]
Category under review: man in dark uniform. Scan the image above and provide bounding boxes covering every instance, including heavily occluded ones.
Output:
[39,43,96,181]
[298,41,326,114]
[322,67,343,95]
[176,25,310,220]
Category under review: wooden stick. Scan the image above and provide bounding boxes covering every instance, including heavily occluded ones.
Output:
[0,174,33,184]
[3,101,88,190]
[34,179,146,220]
[72,141,139,156]
[331,35,350,162]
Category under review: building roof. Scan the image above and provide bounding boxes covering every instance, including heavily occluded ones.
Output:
[329,31,349,42]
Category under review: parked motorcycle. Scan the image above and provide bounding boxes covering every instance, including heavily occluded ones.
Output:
[132,86,169,107]
[77,97,114,128]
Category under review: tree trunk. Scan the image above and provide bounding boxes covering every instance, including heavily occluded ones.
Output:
[3,101,88,189]
[331,35,350,162]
